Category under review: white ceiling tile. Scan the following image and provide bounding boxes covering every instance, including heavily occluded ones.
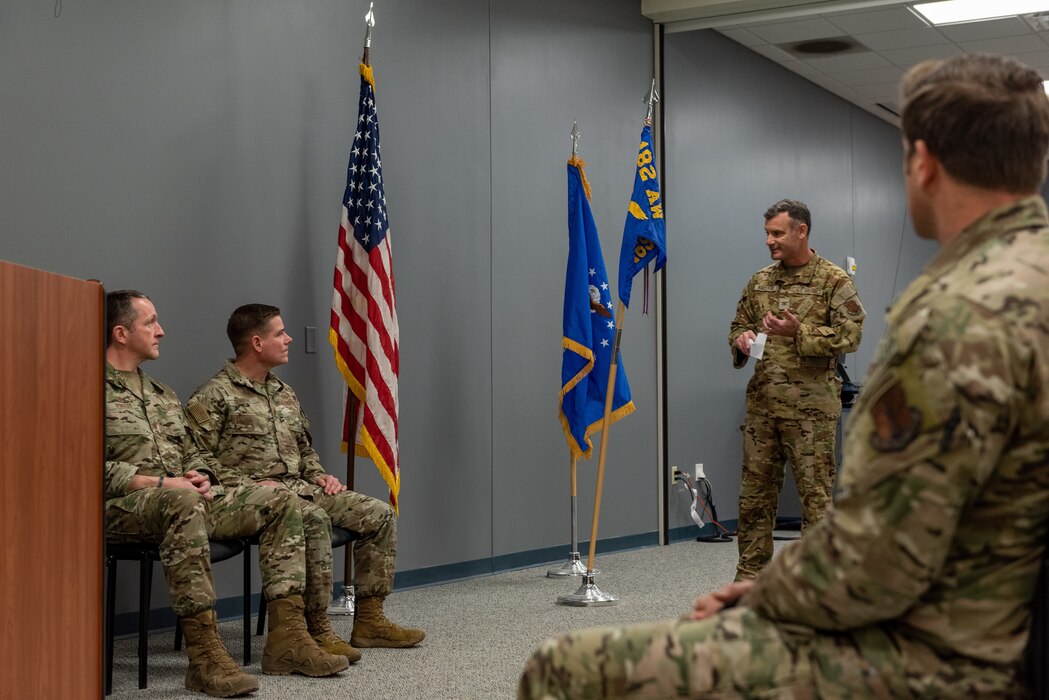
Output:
[746,18,845,44]
[810,78,866,104]
[937,17,1034,43]
[1011,50,1049,71]
[716,26,767,47]
[825,6,928,35]
[854,27,949,51]
[829,65,905,87]
[748,43,796,63]
[801,51,892,73]
[958,34,1048,55]
[777,60,826,82]
[880,44,964,69]
[850,82,900,102]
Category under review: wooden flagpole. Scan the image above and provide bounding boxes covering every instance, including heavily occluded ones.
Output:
[584,301,626,572]
[558,303,624,603]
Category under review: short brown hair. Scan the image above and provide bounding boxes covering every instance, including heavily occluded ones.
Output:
[106,289,148,347]
[900,53,1049,193]
[227,303,281,356]
[764,199,811,234]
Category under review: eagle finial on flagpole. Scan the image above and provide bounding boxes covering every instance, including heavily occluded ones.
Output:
[362,2,375,65]
[643,78,660,126]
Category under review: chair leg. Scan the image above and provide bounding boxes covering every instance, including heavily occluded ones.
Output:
[256,592,267,636]
[243,539,251,665]
[105,555,117,696]
[174,620,183,651]
[138,554,153,690]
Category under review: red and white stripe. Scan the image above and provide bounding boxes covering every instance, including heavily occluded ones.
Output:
[330,205,400,509]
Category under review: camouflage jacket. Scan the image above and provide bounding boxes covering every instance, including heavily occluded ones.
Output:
[104,364,229,500]
[729,252,865,420]
[186,361,326,486]
[748,197,1049,695]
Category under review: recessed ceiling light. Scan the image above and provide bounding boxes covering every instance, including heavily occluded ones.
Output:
[911,0,1049,25]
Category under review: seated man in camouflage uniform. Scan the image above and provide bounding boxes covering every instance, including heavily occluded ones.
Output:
[104,290,348,697]
[186,304,424,658]
[519,53,1049,698]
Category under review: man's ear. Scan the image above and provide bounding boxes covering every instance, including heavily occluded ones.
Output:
[911,139,938,189]
[112,325,128,345]
[796,223,808,241]
[251,334,264,353]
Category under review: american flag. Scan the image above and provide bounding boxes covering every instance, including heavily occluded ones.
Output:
[330,62,400,511]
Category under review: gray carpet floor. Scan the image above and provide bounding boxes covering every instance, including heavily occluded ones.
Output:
[107,535,793,699]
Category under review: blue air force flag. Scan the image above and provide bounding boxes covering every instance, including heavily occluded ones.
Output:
[617,124,667,308]
[560,157,635,460]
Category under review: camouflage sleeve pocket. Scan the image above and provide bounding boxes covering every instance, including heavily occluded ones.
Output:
[105,419,150,436]
[792,297,816,320]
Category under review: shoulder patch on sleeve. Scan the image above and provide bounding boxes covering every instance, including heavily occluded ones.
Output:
[186,401,215,430]
[869,381,922,452]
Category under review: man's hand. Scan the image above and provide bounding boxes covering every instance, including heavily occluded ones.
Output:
[690,580,754,620]
[172,470,214,500]
[315,474,346,496]
[734,330,758,356]
[763,309,799,337]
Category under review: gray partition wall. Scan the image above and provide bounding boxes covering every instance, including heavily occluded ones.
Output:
[662,29,938,532]
[3,0,955,623]
[1,0,654,620]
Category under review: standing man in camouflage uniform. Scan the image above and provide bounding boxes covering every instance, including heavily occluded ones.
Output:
[104,291,349,697]
[519,53,1049,698]
[186,304,425,656]
[729,199,865,580]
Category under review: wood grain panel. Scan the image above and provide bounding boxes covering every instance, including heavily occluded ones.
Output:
[0,260,103,698]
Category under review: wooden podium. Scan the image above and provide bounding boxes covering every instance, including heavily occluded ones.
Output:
[0,261,103,698]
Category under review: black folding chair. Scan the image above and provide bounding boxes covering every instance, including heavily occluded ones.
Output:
[104,539,248,694]
[252,526,358,636]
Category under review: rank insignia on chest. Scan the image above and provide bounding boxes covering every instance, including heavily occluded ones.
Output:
[778,298,790,310]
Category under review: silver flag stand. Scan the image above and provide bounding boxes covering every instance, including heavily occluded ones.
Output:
[558,571,618,606]
[547,550,590,577]
[328,584,356,616]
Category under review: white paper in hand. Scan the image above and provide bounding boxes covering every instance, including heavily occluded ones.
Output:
[748,332,768,360]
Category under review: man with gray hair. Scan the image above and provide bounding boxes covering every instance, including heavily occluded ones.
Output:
[520,52,1049,698]
[729,197,865,580]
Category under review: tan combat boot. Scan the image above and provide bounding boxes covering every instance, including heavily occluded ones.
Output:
[261,595,350,676]
[180,609,260,697]
[351,595,426,648]
[305,608,362,664]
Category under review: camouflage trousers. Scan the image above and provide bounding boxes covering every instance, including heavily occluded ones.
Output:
[736,415,836,580]
[104,484,306,617]
[518,606,926,699]
[519,606,818,699]
[291,483,397,607]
